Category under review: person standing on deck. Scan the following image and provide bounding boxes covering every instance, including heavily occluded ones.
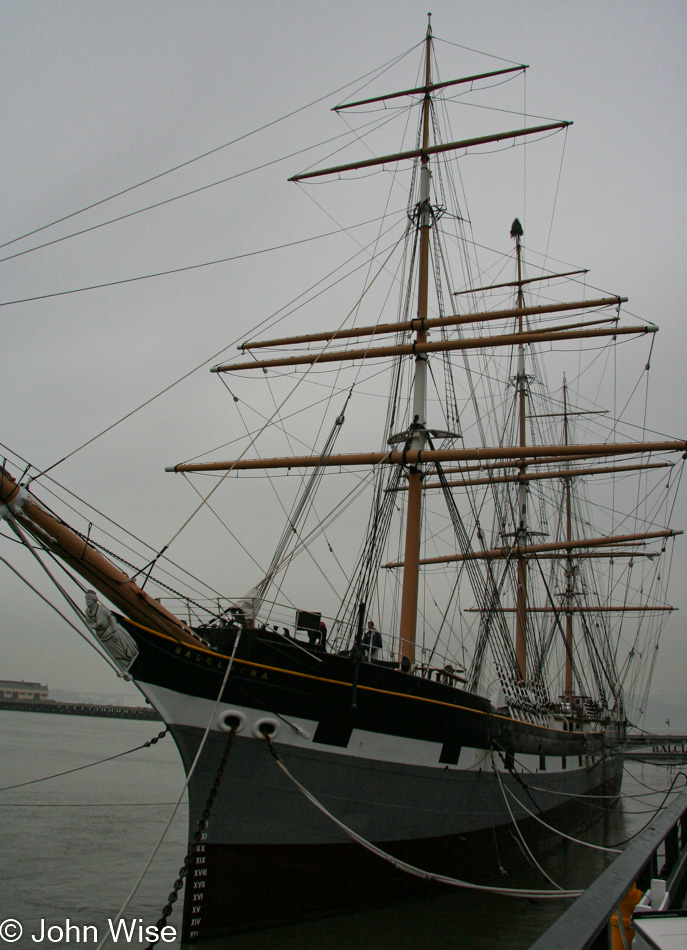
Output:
[361,620,383,660]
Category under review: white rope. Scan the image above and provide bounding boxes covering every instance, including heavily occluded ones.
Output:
[491,753,565,890]
[264,736,583,900]
[503,753,625,801]
[500,775,623,854]
[95,629,242,949]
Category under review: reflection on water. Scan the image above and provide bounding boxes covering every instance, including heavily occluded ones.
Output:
[0,711,682,950]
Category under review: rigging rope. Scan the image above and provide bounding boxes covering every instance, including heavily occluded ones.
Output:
[429,448,522,693]
[1,43,419,254]
[0,117,405,269]
[256,394,351,606]
[336,464,403,646]
[0,731,168,792]
[0,553,118,671]
[0,221,384,308]
[1,525,123,676]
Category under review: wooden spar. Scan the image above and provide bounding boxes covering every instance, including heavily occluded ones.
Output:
[434,449,672,475]
[432,453,626,474]
[235,296,626,354]
[501,316,616,333]
[219,322,649,373]
[531,551,655,560]
[167,440,687,474]
[382,529,681,569]
[289,121,571,182]
[333,66,527,112]
[398,22,433,669]
[453,269,588,296]
[0,470,198,646]
[397,461,672,491]
[467,606,676,613]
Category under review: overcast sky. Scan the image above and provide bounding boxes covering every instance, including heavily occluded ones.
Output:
[1,0,685,704]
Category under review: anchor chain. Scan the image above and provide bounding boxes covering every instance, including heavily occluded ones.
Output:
[144,722,238,949]
[145,730,168,748]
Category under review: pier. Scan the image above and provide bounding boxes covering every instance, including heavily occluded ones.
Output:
[0,698,161,720]
[623,734,687,762]
[530,786,687,949]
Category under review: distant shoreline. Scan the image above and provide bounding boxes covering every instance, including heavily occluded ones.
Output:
[0,698,161,721]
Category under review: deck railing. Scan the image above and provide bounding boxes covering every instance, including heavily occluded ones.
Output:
[529,786,687,950]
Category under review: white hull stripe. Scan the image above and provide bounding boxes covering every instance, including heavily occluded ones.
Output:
[137,679,594,776]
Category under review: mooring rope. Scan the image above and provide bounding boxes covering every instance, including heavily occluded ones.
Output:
[490,752,565,889]
[0,730,168,792]
[262,731,584,900]
[498,777,622,854]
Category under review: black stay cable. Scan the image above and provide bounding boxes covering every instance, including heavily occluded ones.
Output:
[0,43,419,255]
[0,730,168,792]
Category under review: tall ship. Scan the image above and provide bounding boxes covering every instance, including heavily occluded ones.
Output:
[1,20,684,942]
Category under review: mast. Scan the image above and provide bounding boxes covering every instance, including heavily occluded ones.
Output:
[398,16,433,668]
[563,377,575,699]
[159,24,683,705]
[512,218,528,682]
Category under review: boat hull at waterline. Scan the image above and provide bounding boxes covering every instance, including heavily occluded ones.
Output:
[125,620,623,940]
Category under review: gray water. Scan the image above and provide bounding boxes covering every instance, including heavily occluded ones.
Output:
[0,711,680,950]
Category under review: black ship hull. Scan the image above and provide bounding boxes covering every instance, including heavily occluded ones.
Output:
[122,619,623,940]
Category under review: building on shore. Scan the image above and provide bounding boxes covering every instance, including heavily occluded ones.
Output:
[0,679,48,701]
